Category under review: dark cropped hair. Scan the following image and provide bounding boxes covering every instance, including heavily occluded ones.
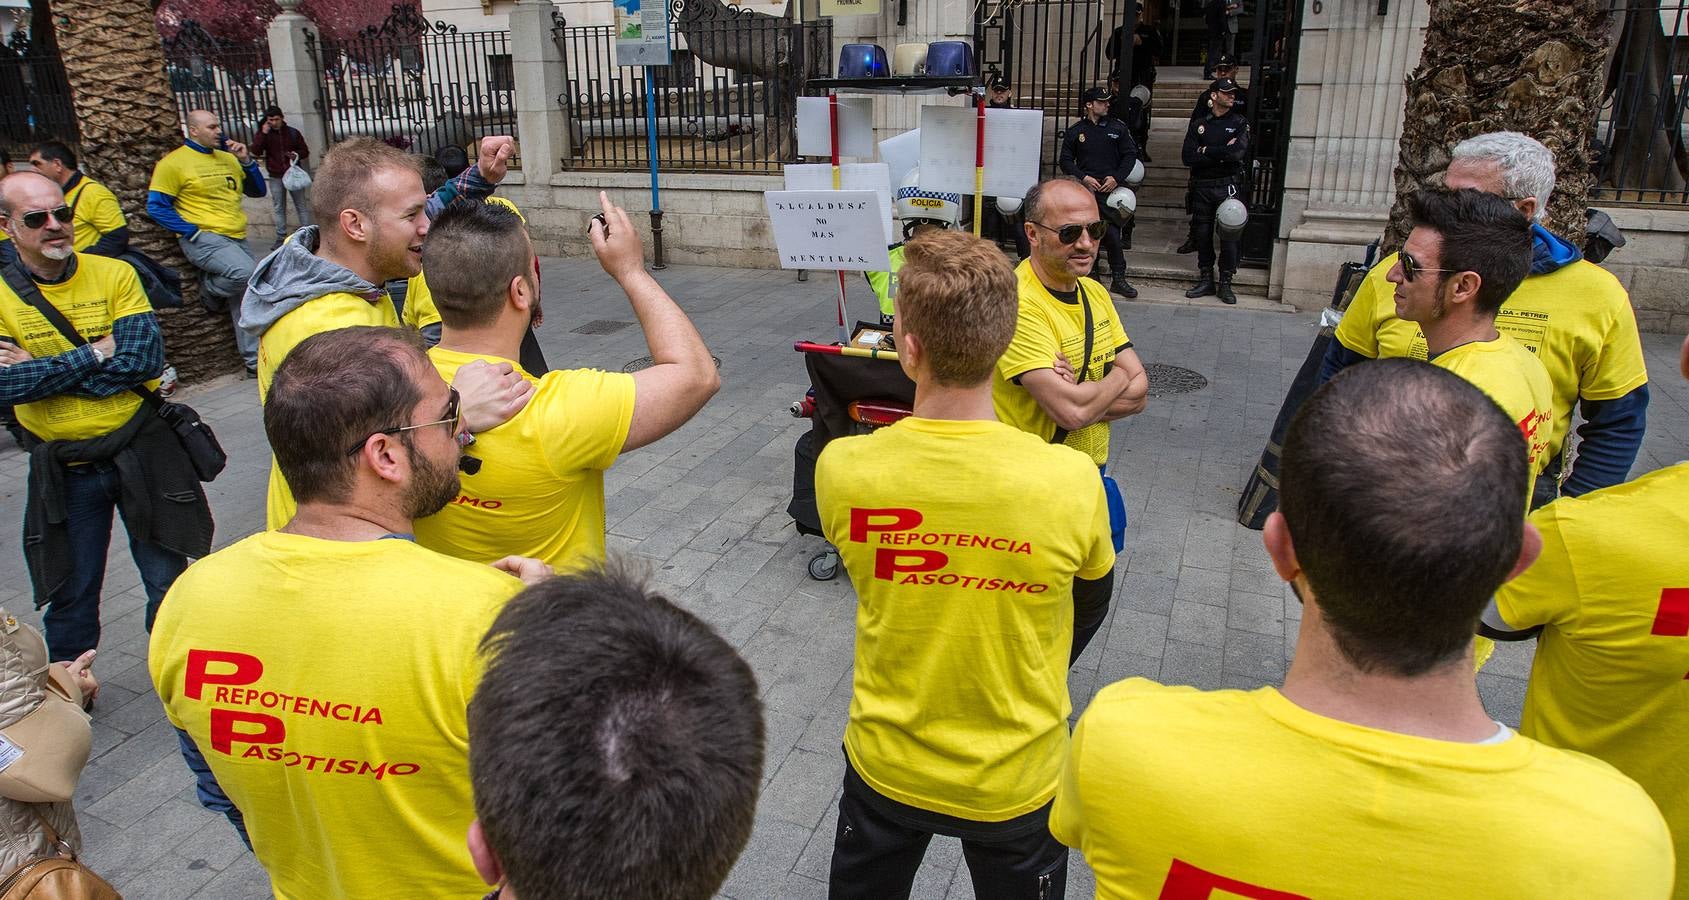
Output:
[1408,187,1533,315]
[31,140,76,171]
[420,199,533,330]
[470,561,764,899]
[264,326,427,503]
[1279,359,1527,676]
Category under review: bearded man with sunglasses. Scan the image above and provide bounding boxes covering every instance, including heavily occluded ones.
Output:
[151,325,550,897]
[993,176,1148,666]
[0,172,211,664]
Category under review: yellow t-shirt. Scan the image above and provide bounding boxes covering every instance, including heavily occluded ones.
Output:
[993,260,1130,465]
[149,532,522,900]
[0,254,157,440]
[1496,461,1689,891]
[148,144,250,239]
[1432,334,1553,499]
[1334,251,1649,475]
[818,417,1115,820]
[65,178,127,253]
[413,347,636,571]
[402,197,523,332]
[1051,679,1674,899]
[258,290,400,530]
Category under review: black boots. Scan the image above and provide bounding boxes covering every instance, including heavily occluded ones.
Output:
[1185,270,1216,299]
[1176,238,1196,254]
[1109,275,1138,299]
[1217,275,1237,305]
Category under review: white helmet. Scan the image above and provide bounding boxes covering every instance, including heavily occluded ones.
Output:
[1104,187,1136,226]
[1216,197,1248,240]
[996,195,1022,216]
[1129,84,1151,106]
[1125,158,1145,186]
[894,168,962,236]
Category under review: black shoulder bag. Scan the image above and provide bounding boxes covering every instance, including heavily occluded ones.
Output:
[67,180,183,310]
[1049,282,1097,446]
[2,262,225,481]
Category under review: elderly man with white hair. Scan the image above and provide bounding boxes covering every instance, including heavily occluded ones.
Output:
[1319,131,1650,509]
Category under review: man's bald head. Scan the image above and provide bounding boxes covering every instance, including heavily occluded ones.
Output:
[0,171,62,216]
[185,110,223,148]
[0,171,73,261]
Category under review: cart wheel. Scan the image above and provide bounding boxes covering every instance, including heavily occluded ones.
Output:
[808,547,841,581]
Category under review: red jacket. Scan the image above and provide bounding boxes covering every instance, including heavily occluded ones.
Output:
[250,124,310,177]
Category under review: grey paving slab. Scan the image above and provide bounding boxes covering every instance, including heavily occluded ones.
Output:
[2,256,1681,897]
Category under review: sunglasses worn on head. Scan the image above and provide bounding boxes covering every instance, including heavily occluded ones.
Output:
[1031,220,1108,244]
[345,387,464,457]
[1398,250,1454,283]
[18,206,72,230]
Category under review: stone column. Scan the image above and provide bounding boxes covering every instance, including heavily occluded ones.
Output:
[1273,0,1431,309]
[266,0,328,155]
[510,0,573,182]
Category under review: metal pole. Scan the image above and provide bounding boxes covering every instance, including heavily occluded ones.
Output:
[645,68,666,269]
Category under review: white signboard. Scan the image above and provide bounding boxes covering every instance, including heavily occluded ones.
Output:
[784,163,895,245]
[917,105,1044,198]
[821,0,883,14]
[764,191,892,272]
[796,96,875,158]
[877,128,920,192]
[614,0,671,67]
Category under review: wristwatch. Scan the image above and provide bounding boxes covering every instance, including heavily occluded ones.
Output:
[90,346,105,365]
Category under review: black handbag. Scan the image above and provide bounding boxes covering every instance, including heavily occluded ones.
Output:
[1,261,226,481]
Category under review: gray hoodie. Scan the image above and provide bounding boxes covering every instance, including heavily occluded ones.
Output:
[239,226,388,336]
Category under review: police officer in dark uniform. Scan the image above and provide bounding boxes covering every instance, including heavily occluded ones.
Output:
[1182,78,1249,305]
[1189,55,1248,120]
[982,75,1030,257]
[1059,86,1140,298]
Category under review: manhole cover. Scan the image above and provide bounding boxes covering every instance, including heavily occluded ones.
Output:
[623,355,723,373]
[1144,363,1209,396]
[572,319,633,335]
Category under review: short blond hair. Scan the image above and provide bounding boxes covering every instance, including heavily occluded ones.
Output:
[896,230,1018,386]
[311,137,424,226]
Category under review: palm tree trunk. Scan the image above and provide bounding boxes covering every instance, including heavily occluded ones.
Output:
[49,0,241,381]
[1381,0,1613,253]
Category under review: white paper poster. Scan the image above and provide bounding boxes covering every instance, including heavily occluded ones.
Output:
[784,163,895,245]
[613,0,671,67]
[917,105,1044,199]
[764,191,892,272]
[796,96,875,158]
[877,128,920,192]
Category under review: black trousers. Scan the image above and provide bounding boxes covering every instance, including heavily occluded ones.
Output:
[1089,190,1127,276]
[1189,177,1243,276]
[1072,565,1116,665]
[830,761,1068,900]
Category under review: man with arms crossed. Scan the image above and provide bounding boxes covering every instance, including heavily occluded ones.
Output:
[1484,333,1689,893]
[1052,359,1672,898]
[1323,131,1649,507]
[821,231,1114,899]
[151,326,549,898]
[467,563,763,899]
[994,176,1147,665]
[240,136,531,530]
[411,195,718,571]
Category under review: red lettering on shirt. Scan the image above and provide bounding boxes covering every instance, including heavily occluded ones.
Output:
[184,649,263,700]
[209,708,286,755]
[1649,588,1689,679]
[1158,859,1310,900]
[874,549,947,581]
[850,507,923,543]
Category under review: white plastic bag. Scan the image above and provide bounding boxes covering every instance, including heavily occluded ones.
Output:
[282,156,311,192]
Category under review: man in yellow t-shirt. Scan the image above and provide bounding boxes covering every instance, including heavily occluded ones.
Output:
[28,141,129,257]
[1323,132,1648,508]
[238,136,533,531]
[1484,335,1689,894]
[0,172,211,664]
[148,109,267,373]
[411,193,717,572]
[151,325,550,898]
[992,176,1147,663]
[819,231,1114,899]
[1053,359,1673,899]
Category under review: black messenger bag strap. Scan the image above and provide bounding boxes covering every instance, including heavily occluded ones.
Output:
[1049,282,1098,446]
[3,260,167,409]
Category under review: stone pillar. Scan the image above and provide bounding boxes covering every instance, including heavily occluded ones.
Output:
[510,0,573,181]
[266,0,328,155]
[1272,0,1431,309]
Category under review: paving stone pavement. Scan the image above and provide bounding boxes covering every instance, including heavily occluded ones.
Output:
[2,258,1684,899]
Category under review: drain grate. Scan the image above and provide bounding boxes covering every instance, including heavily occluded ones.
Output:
[1144,363,1210,396]
[623,355,723,373]
[571,320,633,335]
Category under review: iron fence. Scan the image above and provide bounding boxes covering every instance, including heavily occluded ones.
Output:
[0,29,78,149]
[1594,0,1689,205]
[307,4,518,165]
[550,4,831,174]
[162,21,277,146]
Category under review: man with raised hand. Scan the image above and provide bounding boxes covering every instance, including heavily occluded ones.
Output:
[1053,359,1672,898]
[410,194,718,572]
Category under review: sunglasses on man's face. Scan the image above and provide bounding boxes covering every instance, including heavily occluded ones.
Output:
[1397,250,1454,283]
[344,388,464,457]
[1031,220,1109,244]
[16,206,72,230]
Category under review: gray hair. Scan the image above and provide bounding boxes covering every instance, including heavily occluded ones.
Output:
[1450,132,1555,221]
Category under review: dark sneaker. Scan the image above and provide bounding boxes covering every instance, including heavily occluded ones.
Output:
[1110,277,1138,299]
